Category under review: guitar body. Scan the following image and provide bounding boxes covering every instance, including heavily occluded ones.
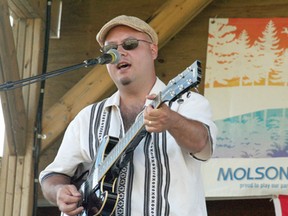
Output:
[78,136,120,216]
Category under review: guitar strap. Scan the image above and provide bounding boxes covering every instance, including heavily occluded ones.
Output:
[96,100,135,216]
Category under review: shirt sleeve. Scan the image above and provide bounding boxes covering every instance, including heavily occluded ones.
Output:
[172,91,218,161]
[39,105,93,184]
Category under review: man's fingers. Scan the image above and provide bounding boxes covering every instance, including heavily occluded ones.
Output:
[56,184,83,215]
[60,204,84,216]
[146,93,157,100]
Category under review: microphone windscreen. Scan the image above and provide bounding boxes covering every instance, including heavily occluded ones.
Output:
[107,49,120,64]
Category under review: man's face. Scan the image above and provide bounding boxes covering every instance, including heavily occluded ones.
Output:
[104,26,158,89]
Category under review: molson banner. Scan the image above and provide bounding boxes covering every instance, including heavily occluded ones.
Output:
[203,18,288,197]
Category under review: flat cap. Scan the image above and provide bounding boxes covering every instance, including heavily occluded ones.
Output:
[96,15,158,47]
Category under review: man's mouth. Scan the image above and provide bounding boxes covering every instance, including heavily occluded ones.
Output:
[117,62,131,69]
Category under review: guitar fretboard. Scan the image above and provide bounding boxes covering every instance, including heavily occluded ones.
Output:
[97,95,164,182]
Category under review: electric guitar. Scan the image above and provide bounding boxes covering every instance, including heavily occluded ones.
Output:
[77,60,202,216]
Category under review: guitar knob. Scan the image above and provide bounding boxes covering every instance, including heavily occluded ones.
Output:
[177,98,184,104]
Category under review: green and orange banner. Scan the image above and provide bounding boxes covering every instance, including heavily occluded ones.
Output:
[203,18,288,198]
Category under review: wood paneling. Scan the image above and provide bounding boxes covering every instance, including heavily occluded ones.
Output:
[8,0,45,18]
[0,0,27,156]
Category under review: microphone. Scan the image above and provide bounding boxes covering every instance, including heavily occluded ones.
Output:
[96,49,120,64]
[0,49,121,91]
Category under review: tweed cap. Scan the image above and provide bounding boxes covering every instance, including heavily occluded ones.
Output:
[96,15,158,47]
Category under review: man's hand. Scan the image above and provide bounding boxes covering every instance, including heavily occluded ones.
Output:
[143,93,209,155]
[56,184,84,216]
[41,174,84,216]
[144,94,172,133]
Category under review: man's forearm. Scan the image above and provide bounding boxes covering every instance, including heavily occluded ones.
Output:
[168,113,209,154]
[41,174,71,205]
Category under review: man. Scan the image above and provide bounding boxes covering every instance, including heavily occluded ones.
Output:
[39,15,217,216]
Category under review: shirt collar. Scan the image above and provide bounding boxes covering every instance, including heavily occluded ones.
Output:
[104,77,166,108]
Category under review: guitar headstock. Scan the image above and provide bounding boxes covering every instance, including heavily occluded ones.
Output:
[161,60,201,103]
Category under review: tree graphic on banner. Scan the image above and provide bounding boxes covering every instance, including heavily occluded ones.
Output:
[205,18,288,158]
[206,19,288,88]
[206,19,237,87]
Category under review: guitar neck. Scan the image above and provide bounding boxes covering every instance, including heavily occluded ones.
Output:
[97,94,163,181]
[97,114,143,180]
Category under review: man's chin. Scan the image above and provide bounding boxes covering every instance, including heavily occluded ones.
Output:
[119,78,132,86]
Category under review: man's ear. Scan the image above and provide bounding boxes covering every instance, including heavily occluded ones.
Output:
[150,44,158,60]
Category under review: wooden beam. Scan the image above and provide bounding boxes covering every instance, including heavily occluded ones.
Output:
[40,0,213,152]
[4,154,17,216]
[18,18,44,216]
[8,0,46,18]
[148,0,214,49]
[12,156,24,216]
[0,139,10,216]
[0,17,44,215]
[0,0,27,156]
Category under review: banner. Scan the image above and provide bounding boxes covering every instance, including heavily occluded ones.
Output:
[203,18,288,197]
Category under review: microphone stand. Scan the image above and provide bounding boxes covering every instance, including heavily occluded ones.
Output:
[0,58,100,91]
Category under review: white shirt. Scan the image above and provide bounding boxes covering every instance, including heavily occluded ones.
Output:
[39,78,217,216]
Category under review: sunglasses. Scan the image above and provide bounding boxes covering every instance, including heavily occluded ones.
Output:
[101,38,152,53]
